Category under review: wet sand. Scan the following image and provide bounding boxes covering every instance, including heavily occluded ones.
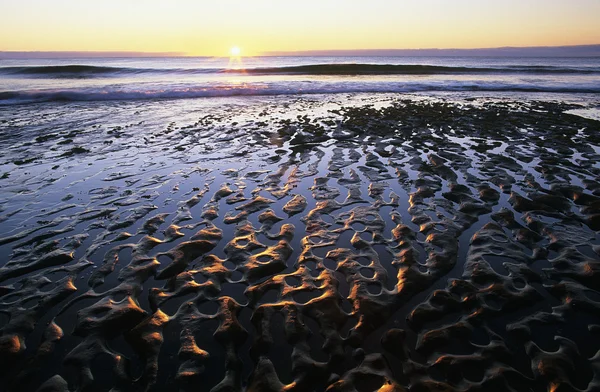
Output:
[0,93,599,391]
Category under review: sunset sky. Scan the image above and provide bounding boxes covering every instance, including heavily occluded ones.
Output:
[1,0,599,56]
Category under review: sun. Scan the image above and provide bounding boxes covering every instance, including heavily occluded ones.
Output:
[227,46,244,69]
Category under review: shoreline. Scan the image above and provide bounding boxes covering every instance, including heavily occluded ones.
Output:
[2,89,600,108]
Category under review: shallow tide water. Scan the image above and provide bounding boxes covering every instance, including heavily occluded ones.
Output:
[0,93,599,392]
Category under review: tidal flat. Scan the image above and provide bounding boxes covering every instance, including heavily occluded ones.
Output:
[0,93,599,392]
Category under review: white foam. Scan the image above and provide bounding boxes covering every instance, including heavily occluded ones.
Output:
[565,107,600,122]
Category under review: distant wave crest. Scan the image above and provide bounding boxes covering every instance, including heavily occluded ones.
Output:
[237,63,600,75]
[1,63,599,78]
[0,65,132,77]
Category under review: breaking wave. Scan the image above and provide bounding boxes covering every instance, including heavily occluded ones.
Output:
[1,63,599,78]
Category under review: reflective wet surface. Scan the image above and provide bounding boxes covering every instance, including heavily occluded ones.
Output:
[0,94,599,391]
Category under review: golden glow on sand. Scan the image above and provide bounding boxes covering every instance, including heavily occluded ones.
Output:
[0,1,599,55]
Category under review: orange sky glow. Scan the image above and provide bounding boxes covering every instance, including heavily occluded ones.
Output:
[1,0,599,56]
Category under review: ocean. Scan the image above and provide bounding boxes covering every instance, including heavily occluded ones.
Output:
[1,56,600,105]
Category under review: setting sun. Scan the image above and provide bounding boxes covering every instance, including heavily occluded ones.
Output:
[230,46,241,56]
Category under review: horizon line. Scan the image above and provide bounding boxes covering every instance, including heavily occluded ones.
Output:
[264,44,600,57]
[1,44,599,59]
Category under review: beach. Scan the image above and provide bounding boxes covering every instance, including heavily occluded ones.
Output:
[0,57,600,391]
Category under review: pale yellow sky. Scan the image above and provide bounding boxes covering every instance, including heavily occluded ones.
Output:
[1,0,599,56]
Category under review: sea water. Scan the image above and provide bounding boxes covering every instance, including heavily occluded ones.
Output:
[1,56,599,105]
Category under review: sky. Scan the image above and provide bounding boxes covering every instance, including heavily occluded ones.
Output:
[1,0,599,56]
